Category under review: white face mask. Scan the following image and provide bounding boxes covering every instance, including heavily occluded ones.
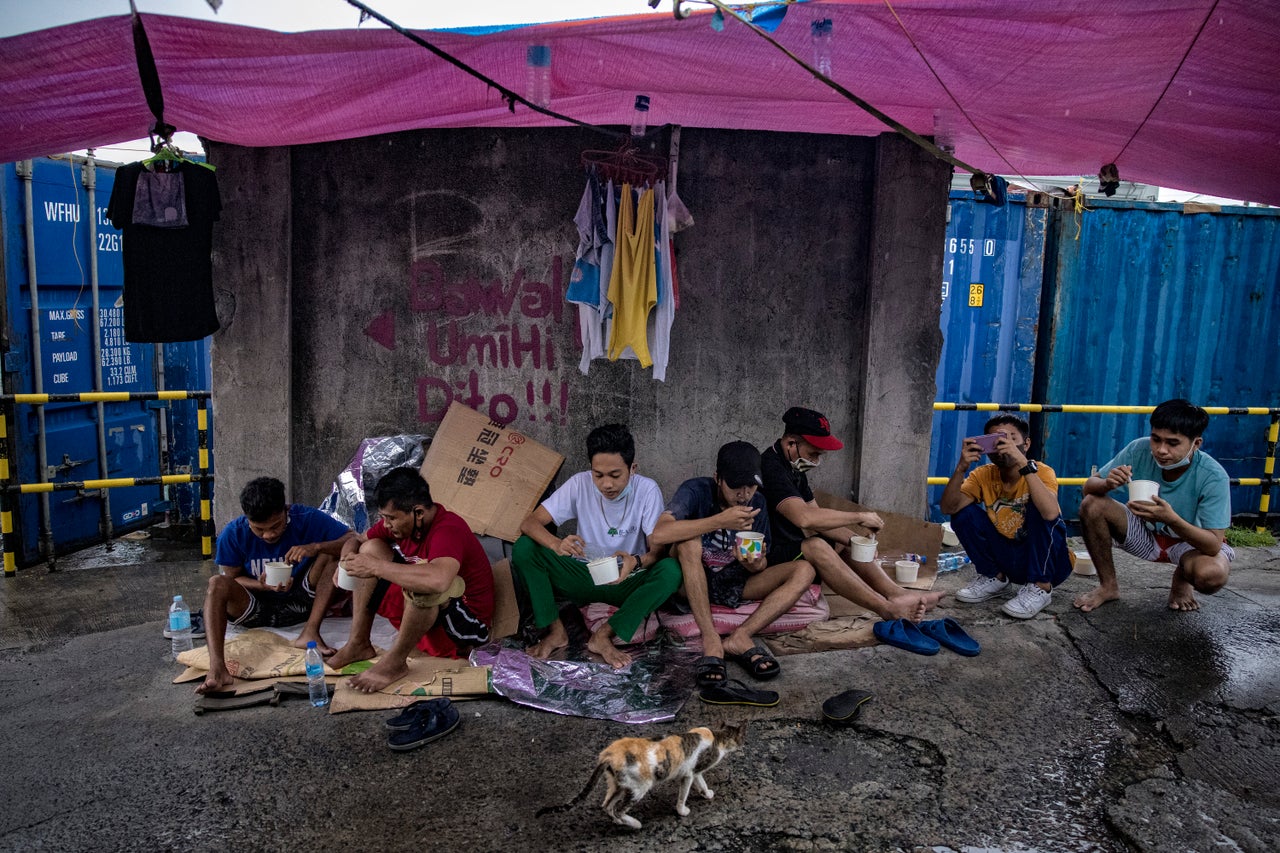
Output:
[1156,447,1195,471]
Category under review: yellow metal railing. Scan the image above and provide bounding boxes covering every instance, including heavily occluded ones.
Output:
[0,390,214,575]
[928,402,1279,532]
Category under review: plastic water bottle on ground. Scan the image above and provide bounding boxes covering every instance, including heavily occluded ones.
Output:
[304,641,328,708]
[168,595,193,659]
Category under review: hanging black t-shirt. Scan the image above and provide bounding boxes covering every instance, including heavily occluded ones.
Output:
[107,161,221,342]
[760,439,815,564]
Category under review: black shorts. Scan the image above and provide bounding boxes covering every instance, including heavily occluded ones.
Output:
[706,562,750,609]
[233,576,316,629]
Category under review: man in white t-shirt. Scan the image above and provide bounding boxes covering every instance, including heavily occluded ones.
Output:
[512,423,681,668]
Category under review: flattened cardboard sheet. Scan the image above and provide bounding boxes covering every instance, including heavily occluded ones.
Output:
[420,402,564,543]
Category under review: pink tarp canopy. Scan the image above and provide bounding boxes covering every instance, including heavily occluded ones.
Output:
[2,0,1279,203]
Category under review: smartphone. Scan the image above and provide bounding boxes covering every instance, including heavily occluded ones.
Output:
[968,434,1003,454]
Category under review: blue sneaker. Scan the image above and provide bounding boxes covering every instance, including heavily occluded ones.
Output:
[387,698,460,751]
[384,697,453,732]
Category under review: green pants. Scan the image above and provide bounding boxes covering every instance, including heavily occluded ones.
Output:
[511,535,681,642]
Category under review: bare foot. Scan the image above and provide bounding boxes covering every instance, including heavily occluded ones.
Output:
[527,623,570,660]
[1073,584,1120,612]
[882,591,942,622]
[292,630,335,656]
[327,640,377,671]
[586,630,632,669]
[916,591,945,615]
[348,656,409,693]
[195,663,235,695]
[1168,574,1200,611]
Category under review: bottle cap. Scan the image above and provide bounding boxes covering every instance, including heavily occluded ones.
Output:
[173,595,183,602]
[306,641,317,648]
[634,95,650,112]
[526,45,551,67]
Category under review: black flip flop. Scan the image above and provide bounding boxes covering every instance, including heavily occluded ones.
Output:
[822,688,874,725]
[193,684,277,715]
[698,678,780,708]
[694,655,727,688]
[727,643,781,681]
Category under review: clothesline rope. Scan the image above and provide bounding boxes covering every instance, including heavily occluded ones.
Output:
[698,0,979,176]
[344,0,630,140]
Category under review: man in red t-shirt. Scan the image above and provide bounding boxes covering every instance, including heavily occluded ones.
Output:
[328,467,494,693]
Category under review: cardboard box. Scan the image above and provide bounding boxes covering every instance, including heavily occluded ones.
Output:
[488,558,521,641]
[420,402,564,543]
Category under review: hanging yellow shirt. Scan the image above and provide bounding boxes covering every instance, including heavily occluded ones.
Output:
[606,183,658,367]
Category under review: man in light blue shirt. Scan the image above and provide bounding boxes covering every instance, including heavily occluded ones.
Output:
[1073,399,1234,613]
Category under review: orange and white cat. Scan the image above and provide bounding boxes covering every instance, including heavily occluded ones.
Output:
[539,723,747,829]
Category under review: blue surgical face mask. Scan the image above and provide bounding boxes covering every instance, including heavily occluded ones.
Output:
[607,480,634,502]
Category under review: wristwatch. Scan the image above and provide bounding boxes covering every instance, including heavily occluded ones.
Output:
[1019,460,1039,476]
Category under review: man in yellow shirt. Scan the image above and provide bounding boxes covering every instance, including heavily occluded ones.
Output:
[939,414,1072,619]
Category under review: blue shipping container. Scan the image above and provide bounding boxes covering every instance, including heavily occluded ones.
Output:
[1039,198,1280,521]
[931,192,1280,524]
[0,156,213,566]
[929,191,1048,520]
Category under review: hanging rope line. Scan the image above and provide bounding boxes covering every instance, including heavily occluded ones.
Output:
[699,0,979,176]
[343,0,628,140]
[1112,0,1220,165]
[881,0,1038,190]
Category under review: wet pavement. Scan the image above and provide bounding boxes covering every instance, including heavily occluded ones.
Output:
[0,532,1277,852]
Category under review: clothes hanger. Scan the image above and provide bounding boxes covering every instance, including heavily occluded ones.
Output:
[580,142,666,187]
[141,122,216,172]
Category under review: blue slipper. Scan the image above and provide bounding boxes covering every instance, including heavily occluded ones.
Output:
[918,617,981,657]
[873,619,940,655]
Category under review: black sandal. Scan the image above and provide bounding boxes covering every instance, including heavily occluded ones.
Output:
[694,655,727,687]
[698,678,780,708]
[822,688,874,725]
[727,643,781,681]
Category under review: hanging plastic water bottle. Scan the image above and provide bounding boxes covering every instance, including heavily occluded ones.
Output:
[630,95,651,138]
[304,641,328,708]
[525,45,552,108]
[168,595,193,659]
[811,19,833,77]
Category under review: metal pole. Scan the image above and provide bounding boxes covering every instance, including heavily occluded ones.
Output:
[1259,414,1278,533]
[198,397,212,557]
[83,155,115,550]
[0,402,12,577]
[17,160,57,570]
[154,342,171,524]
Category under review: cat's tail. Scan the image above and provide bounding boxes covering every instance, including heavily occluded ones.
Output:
[535,762,605,817]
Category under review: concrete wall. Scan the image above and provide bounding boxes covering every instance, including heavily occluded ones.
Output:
[208,128,946,529]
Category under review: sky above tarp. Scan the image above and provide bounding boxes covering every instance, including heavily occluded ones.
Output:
[2,0,1279,204]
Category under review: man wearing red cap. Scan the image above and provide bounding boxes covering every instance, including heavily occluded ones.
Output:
[759,407,944,621]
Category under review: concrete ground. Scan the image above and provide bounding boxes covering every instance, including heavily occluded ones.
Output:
[1,533,1278,853]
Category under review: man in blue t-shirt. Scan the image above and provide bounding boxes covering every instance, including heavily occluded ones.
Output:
[197,477,354,695]
[650,441,815,685]
[1074,399,1234,613]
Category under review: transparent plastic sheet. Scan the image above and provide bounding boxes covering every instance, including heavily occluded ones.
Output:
[318,435,430,533]
[470,637,699,724]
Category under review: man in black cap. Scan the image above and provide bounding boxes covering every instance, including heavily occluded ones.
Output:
[759,407,944,622]
[650,441,816,685]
